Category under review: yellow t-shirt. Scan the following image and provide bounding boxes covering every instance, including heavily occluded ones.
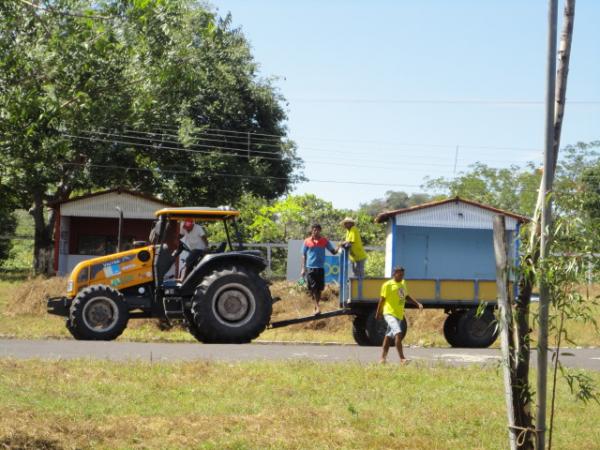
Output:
[345,226,367,262]
[380,279,409,319]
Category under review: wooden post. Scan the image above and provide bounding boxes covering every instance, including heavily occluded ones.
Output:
[266,244,272,276]
[494,215,517,450]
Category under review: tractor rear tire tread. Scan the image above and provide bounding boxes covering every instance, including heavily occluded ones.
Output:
[190,266,272,344]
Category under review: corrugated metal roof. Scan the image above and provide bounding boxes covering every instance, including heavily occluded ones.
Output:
[393,200,520,229]
[59,191,169,219]
[49,188,172,207]
[375,196,530,225]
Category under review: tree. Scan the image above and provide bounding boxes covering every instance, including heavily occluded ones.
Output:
[0,185,17,267]
[425,163,541,217]
[0,0,300,274]
[359,191,431,217]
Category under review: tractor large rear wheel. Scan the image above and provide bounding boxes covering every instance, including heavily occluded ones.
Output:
[189,267,272,343]
[67,285,129,340]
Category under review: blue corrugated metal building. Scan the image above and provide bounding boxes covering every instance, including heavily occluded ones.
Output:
[375,197,529,281]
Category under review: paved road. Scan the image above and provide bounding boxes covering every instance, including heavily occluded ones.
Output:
[0,339,598,370]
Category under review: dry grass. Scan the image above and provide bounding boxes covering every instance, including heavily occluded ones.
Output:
[6,276,67,316]
[1,276,598,347]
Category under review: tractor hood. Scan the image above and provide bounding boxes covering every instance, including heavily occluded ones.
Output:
[66,246,155,298]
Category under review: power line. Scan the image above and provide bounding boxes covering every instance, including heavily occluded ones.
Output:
[117,128,543,164]
[60,162,423,188]
[63,133,288,163]
[67,131,532,170]
[157,124,545,154]
[59,161,560,195]
[288,97,600,105]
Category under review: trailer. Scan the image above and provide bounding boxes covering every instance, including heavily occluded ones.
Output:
[271,197,529,348]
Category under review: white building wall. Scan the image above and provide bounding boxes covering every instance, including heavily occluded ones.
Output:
[384,221,393,277]
[58,216,70,275]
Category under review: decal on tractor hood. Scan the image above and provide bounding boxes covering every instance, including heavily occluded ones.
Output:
[89,255,135,279]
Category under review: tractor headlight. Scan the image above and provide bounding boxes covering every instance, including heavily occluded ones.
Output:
[66,280,74,294]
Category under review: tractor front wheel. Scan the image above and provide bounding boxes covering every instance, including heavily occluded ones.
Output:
[67,285,129,340]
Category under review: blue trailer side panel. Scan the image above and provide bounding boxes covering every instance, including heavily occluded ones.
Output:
[395,225,498,279]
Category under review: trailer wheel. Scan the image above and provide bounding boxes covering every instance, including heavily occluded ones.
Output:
[443,312,465,347]
[67,285,129,340]
[190,267,272,343]
[351,315,371,346]
[457,309,498,348]
[365,310,407,346]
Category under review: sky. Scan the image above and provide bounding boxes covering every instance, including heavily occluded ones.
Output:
[210,0,600,210]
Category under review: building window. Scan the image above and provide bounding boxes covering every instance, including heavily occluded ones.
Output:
[78,235,133,255]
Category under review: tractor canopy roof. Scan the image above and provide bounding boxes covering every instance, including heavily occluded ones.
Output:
[154,206,240,221]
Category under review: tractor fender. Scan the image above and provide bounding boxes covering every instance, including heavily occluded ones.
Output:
[179,252,267,295]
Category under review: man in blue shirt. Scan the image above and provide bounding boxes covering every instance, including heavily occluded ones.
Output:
[301,223,337,314]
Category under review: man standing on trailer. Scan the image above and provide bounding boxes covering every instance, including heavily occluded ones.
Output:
[301,223,338,315]
[376,266,423,364]
[339,217,367,294]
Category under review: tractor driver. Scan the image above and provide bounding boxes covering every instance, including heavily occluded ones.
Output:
[179,219,209,278]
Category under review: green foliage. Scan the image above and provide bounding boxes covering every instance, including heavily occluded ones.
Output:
[424,162,540,216]
[248,194,344,242]
[0,186,17,266]
[359,190,431,217]
[0,0,301,271]
[2,211,34,272]
[365,251,385,277]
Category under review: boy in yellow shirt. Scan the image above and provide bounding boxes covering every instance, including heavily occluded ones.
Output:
[376,267,423,364]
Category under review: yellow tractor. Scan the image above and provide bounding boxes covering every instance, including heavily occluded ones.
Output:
[47,207,273,343]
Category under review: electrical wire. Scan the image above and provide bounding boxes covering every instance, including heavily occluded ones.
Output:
[59,162,424,188]
[84,129,542,167]
[153,124,546,154]
[66,131,532,170]
[287,97,600,105]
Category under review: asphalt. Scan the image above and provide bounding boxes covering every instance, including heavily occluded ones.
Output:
[1,339,599,370]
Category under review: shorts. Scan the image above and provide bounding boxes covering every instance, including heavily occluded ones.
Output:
[352,259,366,279]
[384,314,404,338]
[305,267,325,293]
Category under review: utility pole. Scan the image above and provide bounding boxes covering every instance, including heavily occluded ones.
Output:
[536,1,558,449]
[493,215,517,450]
[453,145,459,178]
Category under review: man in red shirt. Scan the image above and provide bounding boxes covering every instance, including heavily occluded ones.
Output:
[301,224,337,314]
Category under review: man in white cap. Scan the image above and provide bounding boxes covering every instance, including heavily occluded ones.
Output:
[179,219,208,278]
[339,217,367,296]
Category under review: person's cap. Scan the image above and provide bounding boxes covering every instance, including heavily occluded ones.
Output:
[340,217,356,225]
[393,266,405,273]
